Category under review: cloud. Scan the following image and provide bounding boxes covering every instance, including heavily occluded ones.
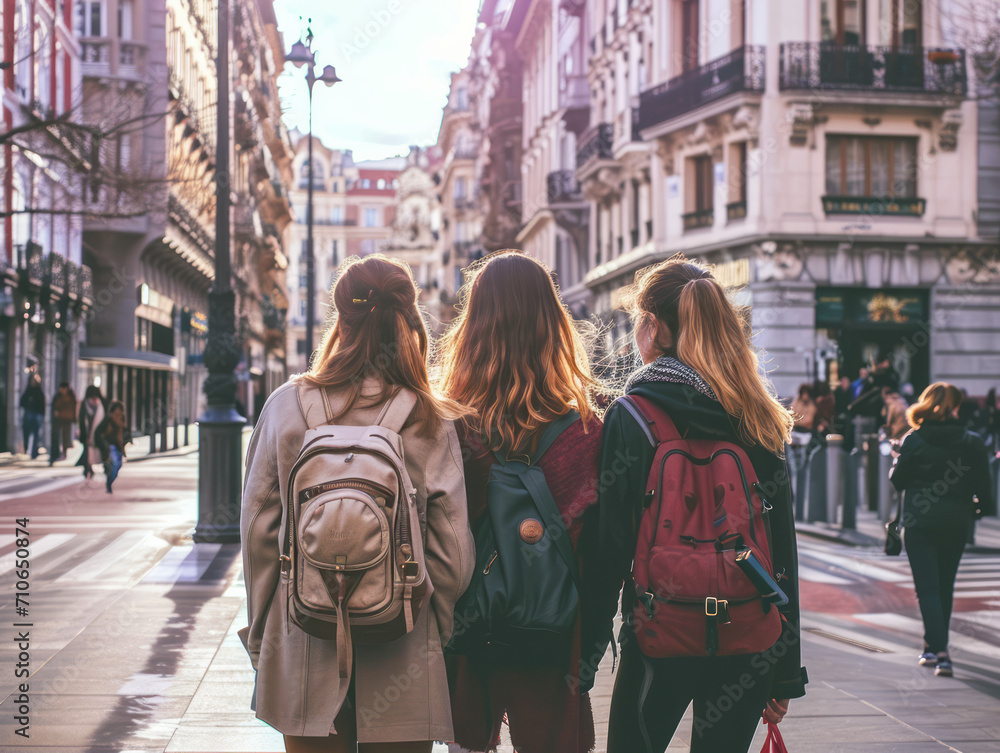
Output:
[274,0,478,161]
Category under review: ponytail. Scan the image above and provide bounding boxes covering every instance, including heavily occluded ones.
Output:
[623,255,794,456]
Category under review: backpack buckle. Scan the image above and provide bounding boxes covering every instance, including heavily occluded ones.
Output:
[637,591,655,620]
[402,559,420,579]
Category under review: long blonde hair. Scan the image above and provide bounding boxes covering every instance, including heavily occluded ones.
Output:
[621,255,794,456]
[303,254,469,435]
[906,382,963,429]
[437,251,601,454]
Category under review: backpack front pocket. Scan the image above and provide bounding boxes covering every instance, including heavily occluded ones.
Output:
[298,491,390,571]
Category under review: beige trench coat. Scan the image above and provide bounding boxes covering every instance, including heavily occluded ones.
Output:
[239,379,474,741]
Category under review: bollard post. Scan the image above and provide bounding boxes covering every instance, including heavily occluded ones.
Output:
[173,420,179,450]
[843,448,860,530]
[878,440,893,520]
[184,417,189,446]
[826,435,844,525]
[807,441,828,523]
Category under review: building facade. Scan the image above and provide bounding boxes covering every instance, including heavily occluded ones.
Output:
[583,0,996,397]
[77,0,293,444]
[508,0,592,313]
[382,145,446,324]
[1,0,91,454]
[435,68,484,304]
[284,133,403,372]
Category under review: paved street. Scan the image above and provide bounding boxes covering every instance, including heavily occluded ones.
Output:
[0,452,998,752]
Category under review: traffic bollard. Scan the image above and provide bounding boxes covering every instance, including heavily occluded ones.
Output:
[808,441,828,523]
[878,441,893,521]
[825,435,844,525]
[843,448,860,530]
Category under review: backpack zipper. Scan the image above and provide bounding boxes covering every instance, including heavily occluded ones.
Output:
[483,550,498,574]
[656,447,758,546]
[299,478,395,503]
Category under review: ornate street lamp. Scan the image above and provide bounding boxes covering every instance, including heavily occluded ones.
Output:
[287,22,341,363]
[194,0,242,543]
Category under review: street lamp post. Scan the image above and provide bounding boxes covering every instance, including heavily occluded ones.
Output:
[286,25,341,363]
[194,0,243,543]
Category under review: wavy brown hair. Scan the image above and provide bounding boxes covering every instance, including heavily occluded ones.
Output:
[906,382,963,429]
[620,254,794,456]
[302,254,469,435]
[437,251,600,454]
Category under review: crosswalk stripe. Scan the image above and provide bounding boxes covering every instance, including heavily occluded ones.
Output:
[0,533,75,576]
[799,565,854,584]
[142,543,223,584]
[854,612,1000,660]
[52,530,152,584]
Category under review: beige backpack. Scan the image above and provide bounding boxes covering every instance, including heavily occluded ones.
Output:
[285,382,429,708]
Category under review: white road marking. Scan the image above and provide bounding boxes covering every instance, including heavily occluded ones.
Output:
[0,533,75,575]
[52,530,152,584]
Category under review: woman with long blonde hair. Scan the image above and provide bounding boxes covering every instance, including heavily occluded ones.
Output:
[439,251,603,753]
[240,254,475,753]
[583,255,808,753]
[890,382,995,677]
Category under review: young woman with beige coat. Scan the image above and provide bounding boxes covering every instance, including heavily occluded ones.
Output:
[240,255,475,753]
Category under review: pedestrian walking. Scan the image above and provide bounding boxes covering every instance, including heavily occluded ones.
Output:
[438,252,604,753]
[50,382,78,465]
[584,256,807,753]
[889,382,995,677]
[95,400,131,493]
[20,372,46,459]
[851,367,869,399]
[239,254,474,753]
[881,386,910,442]
[77,385,106,479]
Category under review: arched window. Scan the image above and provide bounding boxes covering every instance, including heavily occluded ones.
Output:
[376,178,386,190]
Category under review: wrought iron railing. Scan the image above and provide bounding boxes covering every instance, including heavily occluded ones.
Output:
[638,45,765,131]
[821,195,925,216]
[547,170,581,203]
[682,208,714,231]
[779,43,966,95]
[576,123,614,169]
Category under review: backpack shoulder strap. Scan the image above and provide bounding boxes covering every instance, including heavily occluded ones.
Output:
[530,410,581,464]
[619,394,682,444]
[296,380,333,430]
[375,388,418,435]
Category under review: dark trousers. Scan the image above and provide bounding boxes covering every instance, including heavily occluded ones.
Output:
[904,525,967,655]
[607,638,774,753]
[51,419,73,462]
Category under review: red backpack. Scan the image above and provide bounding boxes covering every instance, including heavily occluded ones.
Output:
[620,395,783,658]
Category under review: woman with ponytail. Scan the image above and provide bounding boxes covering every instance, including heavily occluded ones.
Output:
[581,255,808,752]
[241,255,475,752]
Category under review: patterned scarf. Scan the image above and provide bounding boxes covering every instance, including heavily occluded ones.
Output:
[625,355,719,401]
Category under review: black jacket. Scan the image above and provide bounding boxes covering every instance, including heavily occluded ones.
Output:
[579,381,808,700]
[890,420,995,528]
[20,383,45,414]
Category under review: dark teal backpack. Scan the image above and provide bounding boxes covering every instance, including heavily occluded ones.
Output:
[448,411,581,662]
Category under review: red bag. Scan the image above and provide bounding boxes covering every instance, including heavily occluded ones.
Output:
[760,720,789,753]
[621,395,783,657]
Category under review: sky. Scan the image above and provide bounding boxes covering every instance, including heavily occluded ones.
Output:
[272,0,481,162]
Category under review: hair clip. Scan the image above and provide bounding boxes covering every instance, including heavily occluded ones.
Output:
[352,298,368,304]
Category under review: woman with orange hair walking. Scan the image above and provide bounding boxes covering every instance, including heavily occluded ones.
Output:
[440,251,603,753]
[890,382,995,677]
